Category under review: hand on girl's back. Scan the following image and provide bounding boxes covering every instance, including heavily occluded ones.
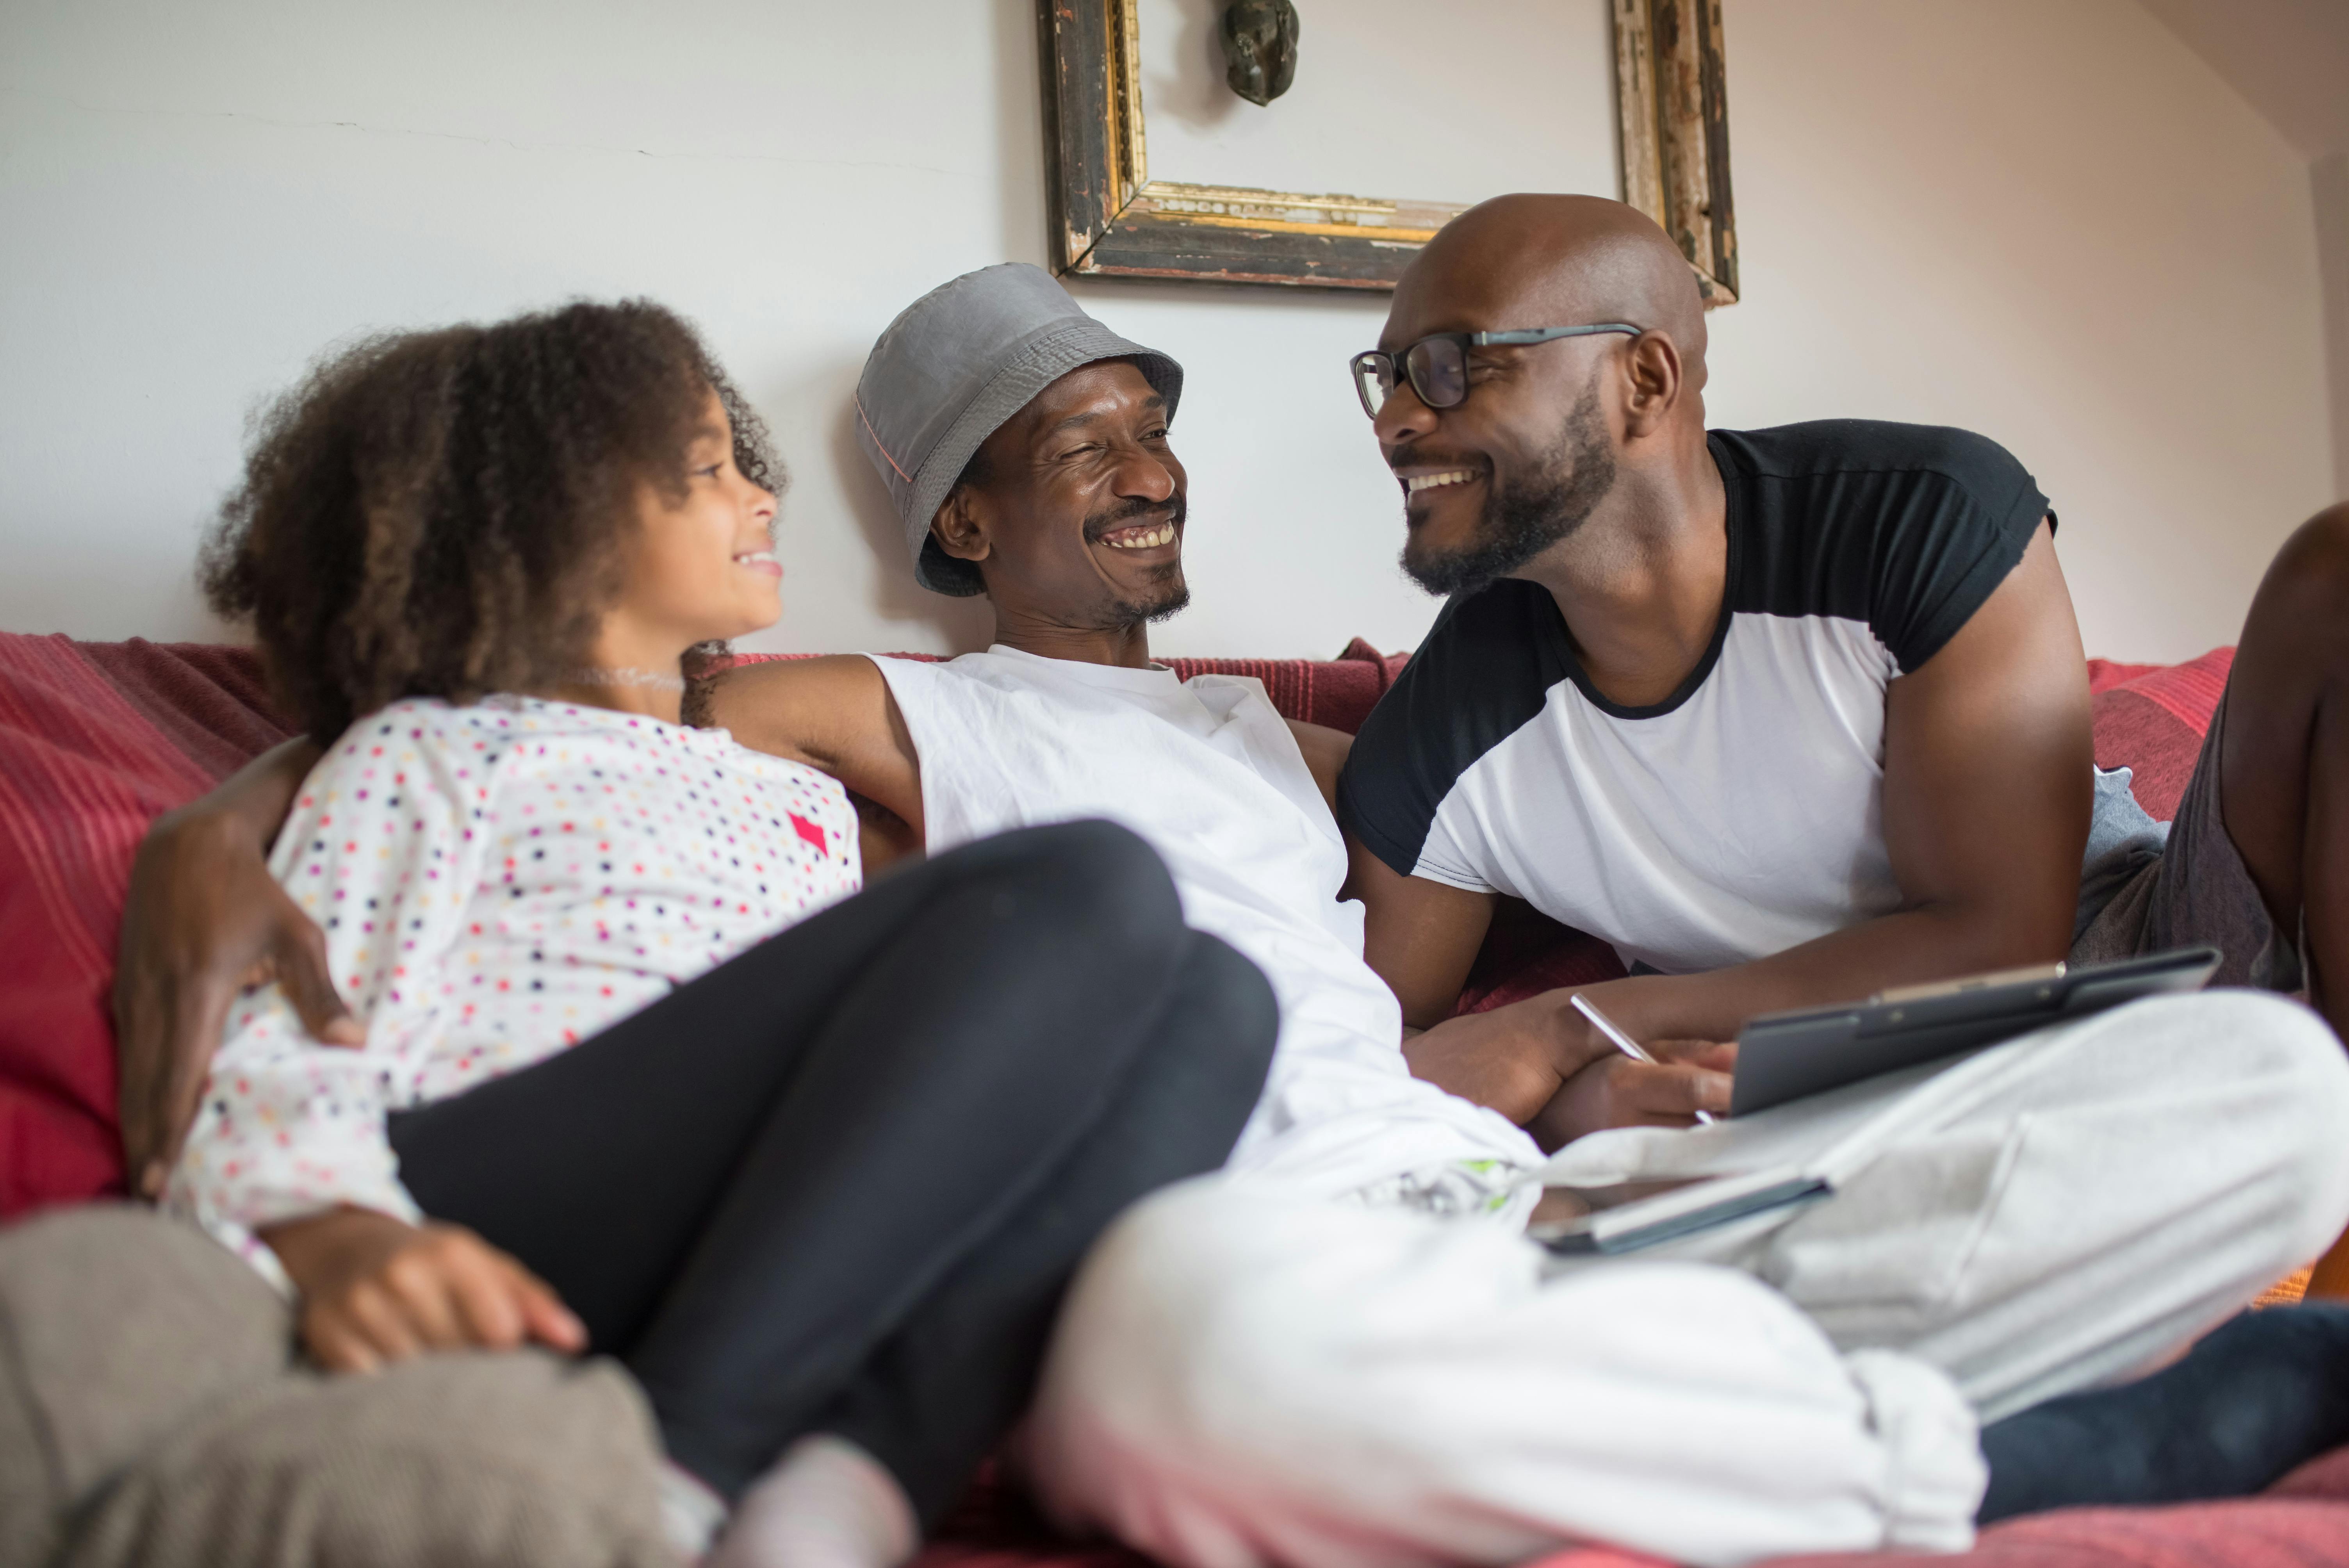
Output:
[258,1207,587,1374]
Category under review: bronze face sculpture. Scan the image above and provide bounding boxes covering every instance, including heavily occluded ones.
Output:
[1220,0,1300,107]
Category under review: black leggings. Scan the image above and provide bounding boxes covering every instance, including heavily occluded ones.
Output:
[386,821,1277,1521]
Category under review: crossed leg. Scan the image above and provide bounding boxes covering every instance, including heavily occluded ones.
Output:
[2218,502,2349,1294]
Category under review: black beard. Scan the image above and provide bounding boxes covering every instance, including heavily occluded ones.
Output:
[1398,378,1618,597]
[1083,494,1191,631]
[1082,567,1191,632]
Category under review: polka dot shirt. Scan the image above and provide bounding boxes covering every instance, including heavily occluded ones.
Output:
[168,695,862,1279]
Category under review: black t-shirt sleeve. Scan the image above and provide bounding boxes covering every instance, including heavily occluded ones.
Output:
[1336,581,1568,882]
[1714,421,2052,674]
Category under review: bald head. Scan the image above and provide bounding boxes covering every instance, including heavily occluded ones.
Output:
[1391,194,1706,374]
[1367,195,1715,598]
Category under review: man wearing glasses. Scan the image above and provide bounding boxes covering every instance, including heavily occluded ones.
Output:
[1023,197,2349,1566]
[1337,192,2349,1171]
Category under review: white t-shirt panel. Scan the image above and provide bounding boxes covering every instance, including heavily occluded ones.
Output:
[867,646,1542,1208]
[1411,615,1902,975]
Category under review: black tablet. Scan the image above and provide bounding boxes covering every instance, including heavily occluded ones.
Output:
[1729,946,2222,1118]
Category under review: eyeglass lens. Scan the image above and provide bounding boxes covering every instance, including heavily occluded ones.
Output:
[1355,338,1470,418]
[1403,337,1466,410]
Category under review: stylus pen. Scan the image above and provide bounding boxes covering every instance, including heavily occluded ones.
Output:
[1570,992,1718,1125]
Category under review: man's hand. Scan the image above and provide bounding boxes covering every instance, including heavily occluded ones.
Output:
[1527,1039,1736,1151]
[1403,992,1621,1125]
[259,1208,587,1374]
[113,739,355,1199]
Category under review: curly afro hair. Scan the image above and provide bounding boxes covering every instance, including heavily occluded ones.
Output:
[201,299,780,743]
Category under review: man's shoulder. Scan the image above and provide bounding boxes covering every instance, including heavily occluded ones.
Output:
[1405,578,1563,665]
[1710,419,2039,515]
[1338,584,1570,871]
[1713,421,2051,673]
[1362,582,1568,754]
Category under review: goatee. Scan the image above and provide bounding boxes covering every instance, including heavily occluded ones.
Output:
[1399,376,1618,597]
[1086,494,1191,631]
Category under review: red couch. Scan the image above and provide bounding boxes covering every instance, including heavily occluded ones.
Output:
[3,630,2341,1568]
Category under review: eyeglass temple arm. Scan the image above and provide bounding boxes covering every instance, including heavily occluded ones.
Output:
[1468,324,1643,346]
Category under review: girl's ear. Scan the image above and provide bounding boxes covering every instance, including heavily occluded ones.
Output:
[931,488,992,565]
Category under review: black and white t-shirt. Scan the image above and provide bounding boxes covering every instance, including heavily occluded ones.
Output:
[1337,420,2051,976]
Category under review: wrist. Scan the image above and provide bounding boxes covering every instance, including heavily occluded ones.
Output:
[148,798,267,866]
[260,1205,413,1287]
[1537,985,1616,1075]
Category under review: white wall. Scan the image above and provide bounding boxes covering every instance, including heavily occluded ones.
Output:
[2317,153,2349,500]
[0,0,2334,662]
[1704,0,2334,659]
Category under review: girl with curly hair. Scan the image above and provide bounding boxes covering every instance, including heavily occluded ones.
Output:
[166,300,1276,1568]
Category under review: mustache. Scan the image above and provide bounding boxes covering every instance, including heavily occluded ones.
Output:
[1083,492,1187,542]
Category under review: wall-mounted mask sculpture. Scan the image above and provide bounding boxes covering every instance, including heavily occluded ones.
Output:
[1219,0,1299,107]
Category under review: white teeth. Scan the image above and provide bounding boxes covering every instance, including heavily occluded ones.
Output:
[1101,522,1176,550]
[733,551,777,565]
[1404,470,1476,494]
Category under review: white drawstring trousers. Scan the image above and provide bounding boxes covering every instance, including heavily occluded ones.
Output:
[1025,992,2349,1568]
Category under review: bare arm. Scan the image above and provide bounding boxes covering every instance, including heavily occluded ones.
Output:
[1372,522,2093,1143]
[113,736,359,1198]
[1286,718,1353,816]
[701,655,928,869]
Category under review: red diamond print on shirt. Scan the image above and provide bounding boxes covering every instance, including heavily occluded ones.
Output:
[788,813,828,855]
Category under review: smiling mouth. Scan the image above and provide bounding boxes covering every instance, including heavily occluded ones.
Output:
[733,549,782,577]
[1097,521,1178,550]
[1403,469,1478,495]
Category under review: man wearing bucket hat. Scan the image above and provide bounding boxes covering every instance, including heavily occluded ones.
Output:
[711,260,1550,1210]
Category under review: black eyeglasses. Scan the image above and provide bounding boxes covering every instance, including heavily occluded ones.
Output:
[1349,324,1642,418]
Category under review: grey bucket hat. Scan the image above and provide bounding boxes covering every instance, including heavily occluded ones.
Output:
[853,262,1184,596]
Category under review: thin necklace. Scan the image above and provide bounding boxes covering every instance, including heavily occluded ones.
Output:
[567,666,687,691]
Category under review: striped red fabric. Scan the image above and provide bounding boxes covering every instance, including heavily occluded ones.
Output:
[2090,649,2235,823]
[0,636,291,1214]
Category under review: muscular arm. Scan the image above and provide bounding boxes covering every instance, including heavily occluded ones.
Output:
[1287,719,1353,816]
[1371,522,2093,1142]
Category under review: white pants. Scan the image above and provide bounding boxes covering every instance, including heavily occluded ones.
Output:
[1025,993,2349,1568]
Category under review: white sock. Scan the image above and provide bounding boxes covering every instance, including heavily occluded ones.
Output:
[705,1434,920,1568]
[656,1459,730,1558]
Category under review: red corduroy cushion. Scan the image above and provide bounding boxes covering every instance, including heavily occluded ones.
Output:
[2087,647,2233,821]
[0,634,290,1215]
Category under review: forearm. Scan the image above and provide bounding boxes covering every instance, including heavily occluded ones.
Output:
[1572,900,2071,1058]
[156,736,321,846]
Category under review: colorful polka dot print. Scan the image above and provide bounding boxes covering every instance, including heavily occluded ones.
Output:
[166,695,862,1271]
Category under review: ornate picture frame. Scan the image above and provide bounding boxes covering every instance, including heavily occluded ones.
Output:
[1037,0,1738,303]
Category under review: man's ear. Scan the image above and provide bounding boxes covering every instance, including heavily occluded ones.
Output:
[931,488,992,565]
[1619,332,1685,440]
